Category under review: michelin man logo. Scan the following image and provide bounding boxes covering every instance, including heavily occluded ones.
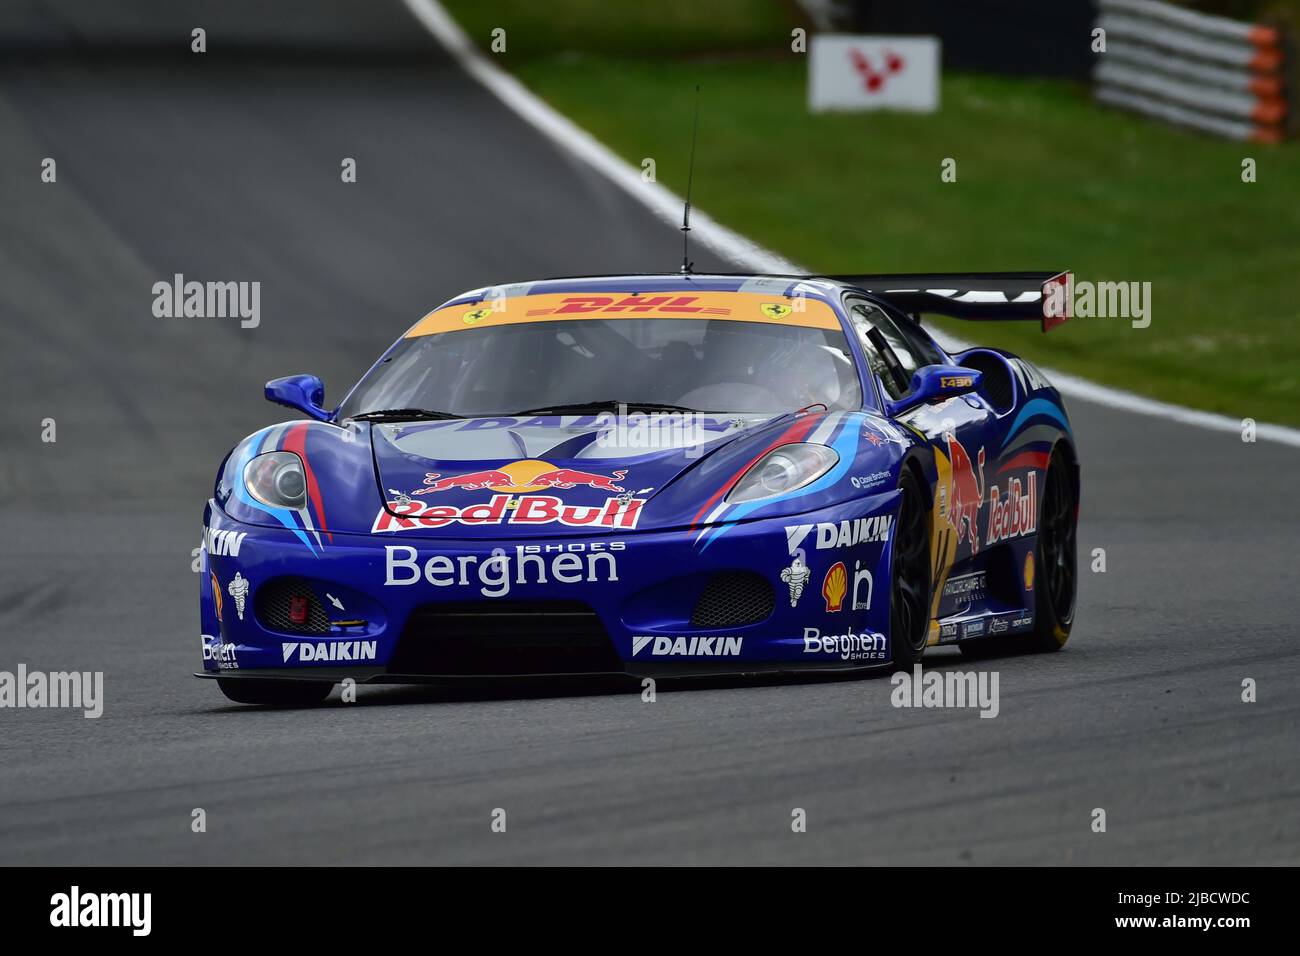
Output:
[227,572,250,621]
[780,551,811,607]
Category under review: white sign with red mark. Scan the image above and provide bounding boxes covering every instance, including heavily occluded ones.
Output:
[809,36,940,113]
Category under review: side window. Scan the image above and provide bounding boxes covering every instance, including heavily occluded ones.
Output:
[845,298,936,399]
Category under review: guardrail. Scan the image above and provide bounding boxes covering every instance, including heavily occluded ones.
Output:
[1093,0,1290,142]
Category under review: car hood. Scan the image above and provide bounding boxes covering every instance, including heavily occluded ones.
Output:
[217,411,901,543]
[368,413,781,538]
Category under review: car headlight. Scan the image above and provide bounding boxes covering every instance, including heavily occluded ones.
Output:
[726,443,839,504]
[244,451,307,510]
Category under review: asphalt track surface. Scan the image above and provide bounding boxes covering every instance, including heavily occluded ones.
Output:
[1,2,1297,866]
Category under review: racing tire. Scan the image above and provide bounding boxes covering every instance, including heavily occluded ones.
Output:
[217,678,334,707]
[889,468,932,671]
[1028,446,1077,652]
[960,446,1077,658]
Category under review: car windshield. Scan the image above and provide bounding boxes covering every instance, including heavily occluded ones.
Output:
[338,316,862,419]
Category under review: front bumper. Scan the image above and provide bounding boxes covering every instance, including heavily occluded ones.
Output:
[198,491,899,681]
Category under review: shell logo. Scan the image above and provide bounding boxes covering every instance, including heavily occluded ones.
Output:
[822,561,848,612]
[210,572,224,623]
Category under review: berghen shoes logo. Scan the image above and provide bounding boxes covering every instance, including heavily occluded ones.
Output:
[152,273,260,328]
[0,665,103,718]
[384,543,619,597]
[50,886,151,936]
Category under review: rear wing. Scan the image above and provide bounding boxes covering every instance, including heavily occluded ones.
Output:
[826,271,1072,332]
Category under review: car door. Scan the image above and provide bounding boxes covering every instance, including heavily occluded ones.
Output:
[843,295,993,637]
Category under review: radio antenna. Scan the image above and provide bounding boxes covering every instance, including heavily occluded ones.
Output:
[680,85,700,274]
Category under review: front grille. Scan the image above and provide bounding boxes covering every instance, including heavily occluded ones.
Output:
[254,577,332,634]
[690,572,774,629]
[389,601,622,676]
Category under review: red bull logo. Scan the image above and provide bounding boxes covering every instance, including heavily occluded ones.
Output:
[412,460,628,495]
[986,473,1037,546]
[414,470,513,493]
[372,494,645,533]
[531,467,627,491]
[945,433,985,556]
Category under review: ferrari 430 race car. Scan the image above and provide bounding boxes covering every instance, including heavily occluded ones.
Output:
[198,272,1079,705]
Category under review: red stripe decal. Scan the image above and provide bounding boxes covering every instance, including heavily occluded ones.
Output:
[688,414,825,529]
[997,450,1050,475]
[282,423,332,543]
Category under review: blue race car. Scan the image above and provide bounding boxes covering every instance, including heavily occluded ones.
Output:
[198,272,1079,705]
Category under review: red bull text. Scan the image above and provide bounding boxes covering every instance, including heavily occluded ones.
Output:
[985,473,1037,546]
[373,494,645,532]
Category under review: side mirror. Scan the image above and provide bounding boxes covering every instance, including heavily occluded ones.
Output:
[884,365,982,417]
[265,374,331,421]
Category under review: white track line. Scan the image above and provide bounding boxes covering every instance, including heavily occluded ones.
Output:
[402,0,1300,449]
